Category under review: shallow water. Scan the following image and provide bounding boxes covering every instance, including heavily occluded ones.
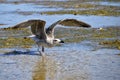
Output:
[0,0,120,80]
[0,2,120,28]
[0,41,120,80]
[0,13,120,28]
[0,3,63,12]
[87,2,120,7]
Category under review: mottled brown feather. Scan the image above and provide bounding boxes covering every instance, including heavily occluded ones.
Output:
[12,20,47,39]
[46,19,91,38]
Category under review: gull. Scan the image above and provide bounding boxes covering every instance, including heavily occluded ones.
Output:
[11,19,91,56]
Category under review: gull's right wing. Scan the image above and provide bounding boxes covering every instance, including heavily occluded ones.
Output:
[11,20,47,39]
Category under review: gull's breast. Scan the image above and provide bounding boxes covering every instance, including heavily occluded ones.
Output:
[30,35,54,47]
[37,40,54,48]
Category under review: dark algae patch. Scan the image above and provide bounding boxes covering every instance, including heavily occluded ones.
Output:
[0,37,35,48]
[0,0,120,16]
[0,28,34,48]
[0,25,120,50]
[39,1,120,16]
[41,9,120,16]
[55,27,120,50]
[99,40,120,50]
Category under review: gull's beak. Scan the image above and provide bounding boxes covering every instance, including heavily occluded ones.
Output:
[60,40,64,43]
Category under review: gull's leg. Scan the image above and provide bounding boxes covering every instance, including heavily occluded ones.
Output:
[36,43,42,56]
[42,46,44,52]
[41,46,45,57]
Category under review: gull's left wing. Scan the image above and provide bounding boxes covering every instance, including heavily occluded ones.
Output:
[46,18,91,37]
[59,19,91,28]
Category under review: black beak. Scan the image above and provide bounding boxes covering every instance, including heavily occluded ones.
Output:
[60,40,64,43]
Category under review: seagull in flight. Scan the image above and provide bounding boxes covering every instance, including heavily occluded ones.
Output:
[11,19,91,56]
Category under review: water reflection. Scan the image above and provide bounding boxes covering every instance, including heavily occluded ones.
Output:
[33,56,59,80]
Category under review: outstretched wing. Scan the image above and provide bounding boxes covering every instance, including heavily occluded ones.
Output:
[12,20,47,39]
[59,19,91,27]
[46,20,62,38]
[46,19,91,37]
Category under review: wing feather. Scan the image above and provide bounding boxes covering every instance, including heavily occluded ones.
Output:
[46,20,62,38]
[46,18,91,37]
[59,19,91,27]
[11,20,47,39]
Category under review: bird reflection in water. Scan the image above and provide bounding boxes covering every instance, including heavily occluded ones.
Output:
[32,56,60,80]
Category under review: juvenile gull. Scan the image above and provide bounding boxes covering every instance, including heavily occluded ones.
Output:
[11,19,91,56]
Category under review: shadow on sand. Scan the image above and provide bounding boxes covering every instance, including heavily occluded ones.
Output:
[0,50,40,56]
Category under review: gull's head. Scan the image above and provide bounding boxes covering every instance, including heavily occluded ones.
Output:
[53,39,64,44]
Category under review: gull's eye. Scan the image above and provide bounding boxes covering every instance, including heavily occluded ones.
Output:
[53,40,58,42]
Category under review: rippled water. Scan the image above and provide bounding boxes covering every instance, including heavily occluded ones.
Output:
[1,13,120,28]
[0,41,120,80]
[0,2,120,28]
[87,2,120,7]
